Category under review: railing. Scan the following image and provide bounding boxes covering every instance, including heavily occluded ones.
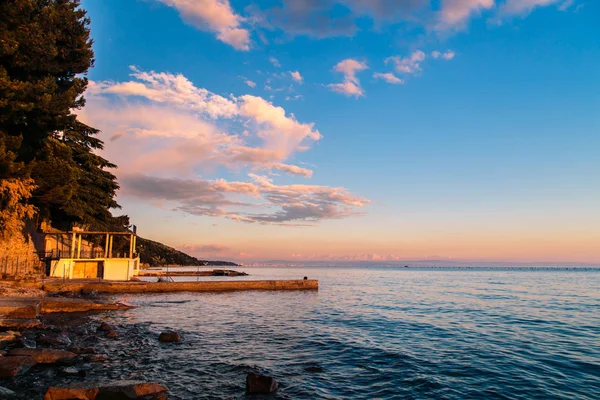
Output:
[0,252,44,278]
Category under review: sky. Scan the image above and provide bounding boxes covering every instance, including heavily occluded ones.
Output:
[78,0,600,264]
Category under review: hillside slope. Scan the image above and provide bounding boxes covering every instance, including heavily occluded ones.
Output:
[136,237,238,267]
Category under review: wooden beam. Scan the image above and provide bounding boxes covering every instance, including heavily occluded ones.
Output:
[77,234,82,259]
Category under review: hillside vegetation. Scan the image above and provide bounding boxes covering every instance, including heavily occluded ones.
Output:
[137,237,238,267]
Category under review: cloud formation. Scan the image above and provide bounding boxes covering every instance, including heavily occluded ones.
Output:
[157,0,250,50]
[120,174,369,224]
[328,58,368,97]
[290,71,303,83]
[81,67,368,224]
[373,72,404,84]
[386,50,426,74]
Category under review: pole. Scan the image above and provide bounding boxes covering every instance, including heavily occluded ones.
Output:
[129,233,133,259]
[108,235,113,259]
[77,234,82,259]
[104,233,109,258]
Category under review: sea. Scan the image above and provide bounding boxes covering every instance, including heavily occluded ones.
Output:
[33,266,600,399]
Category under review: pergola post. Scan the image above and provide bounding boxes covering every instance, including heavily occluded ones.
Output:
[70,232,76,259]
[108,235,113,259]
[104,233,109,258]
[77,234,82,259]
[129,233,133,259]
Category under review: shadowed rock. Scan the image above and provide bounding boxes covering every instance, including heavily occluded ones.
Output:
[7,348,77,364]
[105,331,118,339]
[0,386,17,398]
[246,372,278,394]
[37,332,72,347]
[44,380,168,400]
[0,356,36,378]
[158,331,180,343]
[97,322,116,332]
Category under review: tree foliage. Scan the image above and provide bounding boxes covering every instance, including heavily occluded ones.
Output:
[0,0,124,231]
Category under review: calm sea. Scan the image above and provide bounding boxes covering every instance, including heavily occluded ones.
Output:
[101,266,599,399]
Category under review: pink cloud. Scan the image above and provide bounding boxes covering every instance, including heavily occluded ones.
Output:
[157,0,251,50]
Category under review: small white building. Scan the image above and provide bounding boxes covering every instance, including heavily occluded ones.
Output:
[43,230,140,281]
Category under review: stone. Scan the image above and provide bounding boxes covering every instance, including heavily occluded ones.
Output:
[83,354,108,363]
[44,381,168,400]
[84,354,108,362]
[0,356,36,378]
[0,318,41,329]
[0,331,21,346]
[304,365,325,373]
[37,332,72,347]
[105,331,118,339]
[69,347,97,355]
[158,331,180,343]
[246,372,278,394]
[60,366,87,377]
[7,348,77,364]
[96,322,116,332]
[0,386,17,398]
[43,386,99,400]
[96,381,168,399]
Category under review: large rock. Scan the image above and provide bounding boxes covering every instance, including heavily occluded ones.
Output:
[0,386,17,398]
[7,348,77,364]
[44,381,168,400]
[96,381,168,399]
[105,331,118,339]
[43,386,99,400]
[0,331,21,346]
[0,356,36,378]
[96,322,116,332]
[246,372,278,394]
[37,332,72,347]
[158,331,180,343]
[0,318,41,329]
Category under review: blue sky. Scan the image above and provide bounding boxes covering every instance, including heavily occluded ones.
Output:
[79,0,599,263]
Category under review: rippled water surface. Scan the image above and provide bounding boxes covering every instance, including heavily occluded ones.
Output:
[105,267,599,399]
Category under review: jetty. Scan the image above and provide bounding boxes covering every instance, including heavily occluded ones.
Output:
[40,279,318,294]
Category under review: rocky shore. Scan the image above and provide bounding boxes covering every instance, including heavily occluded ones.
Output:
[0,282,169,399]
[0,282,281,399]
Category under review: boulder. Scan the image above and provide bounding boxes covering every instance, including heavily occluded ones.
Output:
[37,332,72,347]
[44,381,168,400]
[158,331,180,343]
[0,331,21,346]
[246,372,278,394]
[0,356,36,378]
[7,348,77,364]
[83,354,108,363]
[0,318,42,329]
[69,347,97,355]
[0,386,17,398]
[43,386,99,400]
[96,381,168,399]
[60,366,87,377]
[105,331,118,339]
[96,322,116,332]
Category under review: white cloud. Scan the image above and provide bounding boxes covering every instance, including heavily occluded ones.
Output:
[85,67,321,178]
[328,58,368,97]
[385,50,426,74]
[269,57,281,67]
[244,79,257,88]
[157,0,251,50]
[498,0,563,16]
[432,50,456,60]
[290,71,303,83]
[437,0,495,30]
[373,72,404,84]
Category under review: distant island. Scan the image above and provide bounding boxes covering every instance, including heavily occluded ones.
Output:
[137,237,238,267]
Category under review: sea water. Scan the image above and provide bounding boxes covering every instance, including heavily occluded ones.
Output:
[98,266,599,399]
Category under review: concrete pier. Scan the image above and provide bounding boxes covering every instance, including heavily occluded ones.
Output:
[42,279,318,294]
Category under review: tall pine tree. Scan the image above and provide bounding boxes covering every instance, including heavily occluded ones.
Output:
[0,0,124,231]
